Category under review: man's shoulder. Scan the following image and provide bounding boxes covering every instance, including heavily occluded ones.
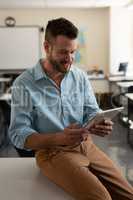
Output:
[13,65,35,86]
[70,65,88,79]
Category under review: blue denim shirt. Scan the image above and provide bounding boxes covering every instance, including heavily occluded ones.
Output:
[8,60,100,149]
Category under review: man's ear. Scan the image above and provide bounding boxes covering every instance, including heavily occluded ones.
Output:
[44,41,50,54]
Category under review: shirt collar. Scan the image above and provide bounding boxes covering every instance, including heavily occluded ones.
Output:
[34,59,47,81]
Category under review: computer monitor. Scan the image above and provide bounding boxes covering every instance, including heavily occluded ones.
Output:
[118,62,128,73]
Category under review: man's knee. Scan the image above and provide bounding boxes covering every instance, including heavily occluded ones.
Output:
[83,192,112,200]
[97,191,112,200]
[81,193,112,200]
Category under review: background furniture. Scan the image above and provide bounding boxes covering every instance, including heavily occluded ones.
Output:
[125,93,133,148]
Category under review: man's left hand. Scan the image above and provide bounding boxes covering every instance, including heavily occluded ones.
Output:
[88,119,114,137]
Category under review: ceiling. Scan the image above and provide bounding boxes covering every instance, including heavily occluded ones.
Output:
[0,0,132,8]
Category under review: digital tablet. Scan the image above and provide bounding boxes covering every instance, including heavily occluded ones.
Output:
[83,107,124,129]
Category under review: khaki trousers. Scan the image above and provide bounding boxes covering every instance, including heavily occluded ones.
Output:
[35,138,133,200]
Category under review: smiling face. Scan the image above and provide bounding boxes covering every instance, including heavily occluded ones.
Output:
[44,35,78,74]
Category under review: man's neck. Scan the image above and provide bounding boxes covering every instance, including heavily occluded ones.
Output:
[41,59,64,87]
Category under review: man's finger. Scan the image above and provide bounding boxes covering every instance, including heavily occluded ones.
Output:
[104,119,114,125]
[91,128,111,135]
[95,125,113,131]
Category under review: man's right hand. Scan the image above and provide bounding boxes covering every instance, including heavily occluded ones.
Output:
[55,123,89,146]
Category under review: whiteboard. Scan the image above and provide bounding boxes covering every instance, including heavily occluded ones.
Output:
[0,27,41,70]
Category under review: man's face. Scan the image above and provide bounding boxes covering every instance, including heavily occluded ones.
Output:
[45,35,78,73]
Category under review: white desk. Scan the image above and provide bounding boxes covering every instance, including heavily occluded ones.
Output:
[125,93,133,100]
[108,76,125,82]
[0,93,11,101]
[109,76,133,82]
[117,82,133,89]
[0,158,73,200]
[108,76,133,93]
[0,77,11,82]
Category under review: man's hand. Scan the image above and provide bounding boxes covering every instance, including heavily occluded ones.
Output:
[55,123,89,146]
[88,119,113,137]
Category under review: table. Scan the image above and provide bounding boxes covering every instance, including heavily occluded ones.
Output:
[108,76,133,93]
[0,158,73,200]
[0,77,11,82]
[125,93,133,100]
[110,81,133,111]
[116,81,133,98]
[117,81,133,89]
[0,93,11,101]
[109,76,133,82]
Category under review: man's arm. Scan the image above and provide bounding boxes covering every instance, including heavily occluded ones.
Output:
[9,81,38,150]
[24,132,61,150]
[9,80,89,151]
[24,124,89,150]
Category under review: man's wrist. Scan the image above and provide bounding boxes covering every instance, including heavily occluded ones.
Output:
[54,131,64,146]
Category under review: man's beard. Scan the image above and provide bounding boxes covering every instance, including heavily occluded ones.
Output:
[49,58,71,74]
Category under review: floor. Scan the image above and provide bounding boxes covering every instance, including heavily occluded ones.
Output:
[0,115,133,186]
[92,116,133,186]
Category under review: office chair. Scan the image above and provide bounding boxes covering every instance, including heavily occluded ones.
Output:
[127,86,133,147]
[0,106,7,149]
[0,100,35,157]
[111,85,133,122]
[15,147,35,157]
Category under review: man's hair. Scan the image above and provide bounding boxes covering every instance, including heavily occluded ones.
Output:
[45,18,78,42]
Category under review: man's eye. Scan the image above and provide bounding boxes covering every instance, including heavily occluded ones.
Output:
[61,51,66,54]
[71,50,76,54]
[60,51,67,55]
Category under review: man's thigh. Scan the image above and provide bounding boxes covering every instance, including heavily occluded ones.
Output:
[35,149,111,200]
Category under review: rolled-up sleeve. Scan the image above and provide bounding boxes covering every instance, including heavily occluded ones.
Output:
[8,81,37,150]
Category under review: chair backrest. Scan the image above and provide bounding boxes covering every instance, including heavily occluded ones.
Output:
[128,86,133,93]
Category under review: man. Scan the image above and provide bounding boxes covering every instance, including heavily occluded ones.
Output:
[9,18,133,200]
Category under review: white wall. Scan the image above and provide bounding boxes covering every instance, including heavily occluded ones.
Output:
[0,8,109,73]
[109,6,133,75]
